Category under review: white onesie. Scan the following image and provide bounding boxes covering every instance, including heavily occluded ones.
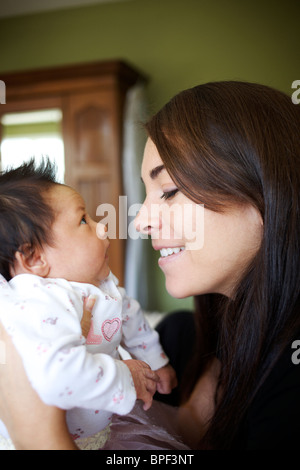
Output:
[0,272,168,444]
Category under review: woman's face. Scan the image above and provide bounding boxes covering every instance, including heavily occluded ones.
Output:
[135,139,263,298]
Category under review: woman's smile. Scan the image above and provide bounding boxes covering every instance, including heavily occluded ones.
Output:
[155,245,186,266]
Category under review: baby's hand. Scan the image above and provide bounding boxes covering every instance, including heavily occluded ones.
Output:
[155,364,178,394]
[123,359,159,411]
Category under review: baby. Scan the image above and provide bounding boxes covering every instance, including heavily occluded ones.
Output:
[0,159,176,449]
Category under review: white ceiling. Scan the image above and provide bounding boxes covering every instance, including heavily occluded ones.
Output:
[0,0,132,19]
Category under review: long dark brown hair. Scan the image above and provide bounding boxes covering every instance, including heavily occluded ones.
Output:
[145,81,300,448]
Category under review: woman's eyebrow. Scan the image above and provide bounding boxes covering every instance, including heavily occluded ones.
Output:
[140,164,165,184]
[150,164,165,180]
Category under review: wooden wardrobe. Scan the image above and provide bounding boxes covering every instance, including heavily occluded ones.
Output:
[0,60,147,286]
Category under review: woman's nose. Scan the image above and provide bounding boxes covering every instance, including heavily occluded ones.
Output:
[134,200,161,235]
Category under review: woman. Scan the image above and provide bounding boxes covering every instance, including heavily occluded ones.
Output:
[135,81,300,449]
[0,323,77,450]
[1,81,299,449]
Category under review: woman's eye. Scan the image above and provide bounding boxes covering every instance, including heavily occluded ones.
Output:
[160,189,179,200]
[80,216,87,225]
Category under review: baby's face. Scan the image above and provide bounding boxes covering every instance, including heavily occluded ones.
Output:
[42,184,110,286]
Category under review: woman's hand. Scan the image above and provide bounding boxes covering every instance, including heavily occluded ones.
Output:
[123,359,160,411]
[81,295,96,338]
[0,296,96,450]
[0,323,78,450]
[177,357,221,448]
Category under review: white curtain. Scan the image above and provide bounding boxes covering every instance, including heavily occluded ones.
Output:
[122,82,149,308]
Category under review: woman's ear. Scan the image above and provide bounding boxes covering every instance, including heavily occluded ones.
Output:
[11,244,50,278]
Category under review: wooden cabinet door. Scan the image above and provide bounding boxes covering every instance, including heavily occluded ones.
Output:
[63,87,125,284]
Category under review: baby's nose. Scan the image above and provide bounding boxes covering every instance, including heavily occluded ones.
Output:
[96,222,108,239]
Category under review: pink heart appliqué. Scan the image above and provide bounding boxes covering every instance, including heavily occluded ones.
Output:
[101,318,121,342]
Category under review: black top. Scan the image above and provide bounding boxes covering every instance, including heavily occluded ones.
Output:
[232,339,300,449]
[156,311,300,450]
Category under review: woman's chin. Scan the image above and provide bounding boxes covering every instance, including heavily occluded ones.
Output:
[165,279,191,299]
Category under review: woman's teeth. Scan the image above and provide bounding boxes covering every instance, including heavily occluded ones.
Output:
[160,247,185,258]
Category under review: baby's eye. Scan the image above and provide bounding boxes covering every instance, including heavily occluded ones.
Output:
[80,216,87,225]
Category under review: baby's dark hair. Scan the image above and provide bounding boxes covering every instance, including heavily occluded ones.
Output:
[0,158,58,280]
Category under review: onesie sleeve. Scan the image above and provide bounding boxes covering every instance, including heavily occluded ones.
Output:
[0,275,136,415]
[119,287,169,370]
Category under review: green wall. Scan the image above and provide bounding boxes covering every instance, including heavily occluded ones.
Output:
[0,0,299,312]
[0,0,299,109]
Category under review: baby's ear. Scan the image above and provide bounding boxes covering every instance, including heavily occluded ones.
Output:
[12,244,50,278]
